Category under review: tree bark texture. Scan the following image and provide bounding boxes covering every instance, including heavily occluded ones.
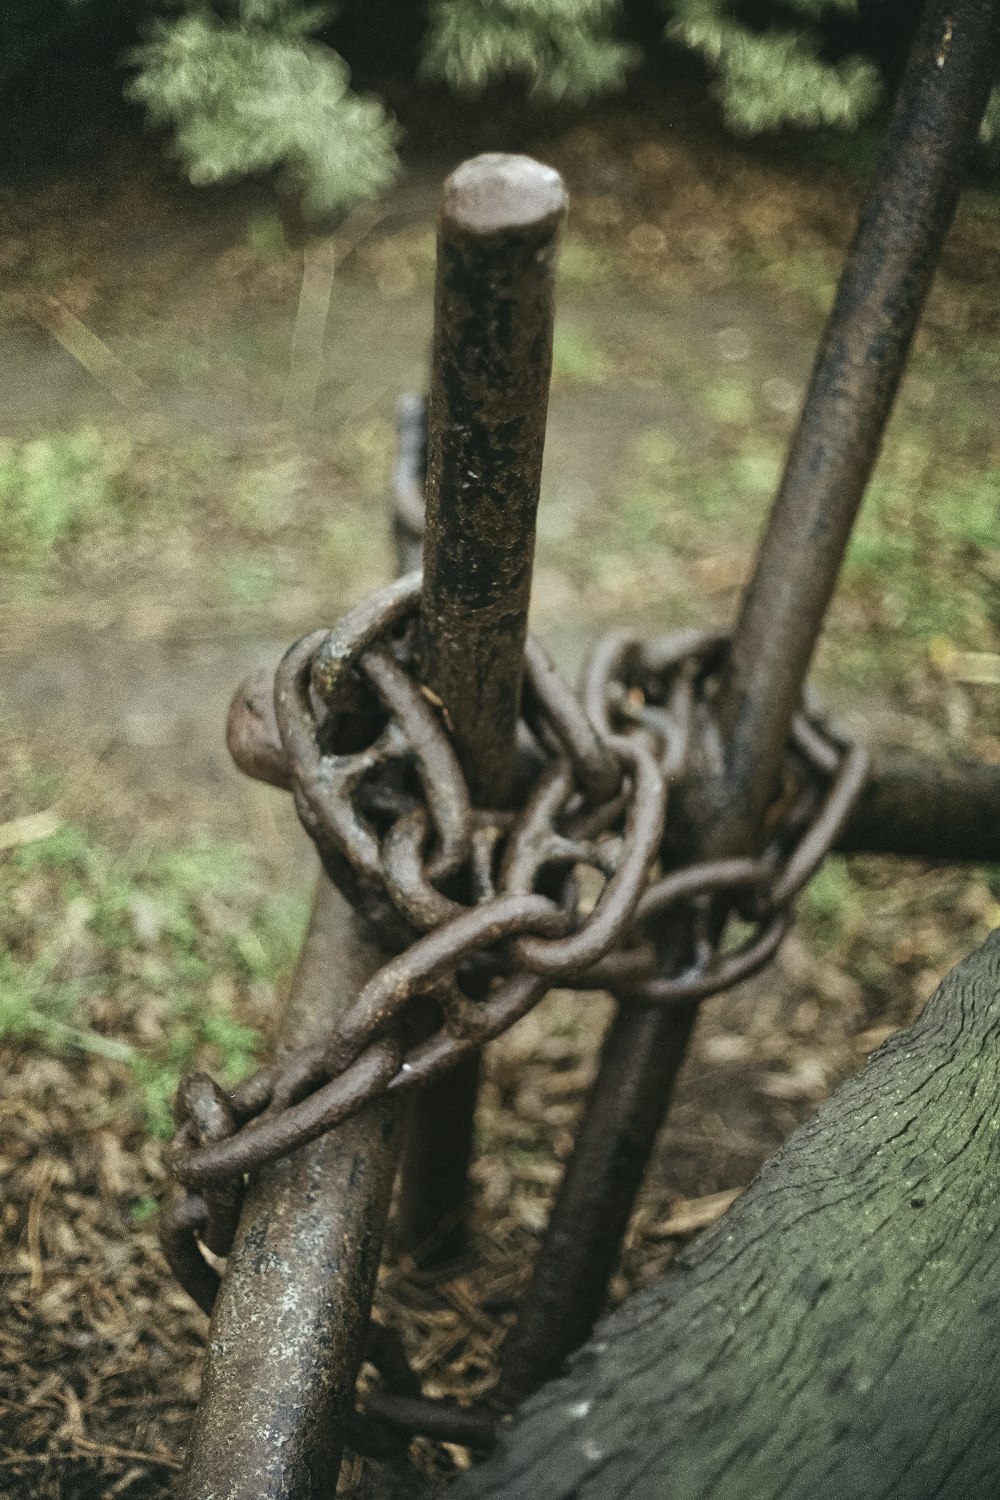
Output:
[455,929,1000,1500]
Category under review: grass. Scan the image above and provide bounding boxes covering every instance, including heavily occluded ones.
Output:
[0,428,134,564]
[0,419,393,612]
[0,820,309,1136]
[221,553,281,605]
[844,464,998,641]
[799,860,866,958]
[557,234,613,288]
[551,320,609,385]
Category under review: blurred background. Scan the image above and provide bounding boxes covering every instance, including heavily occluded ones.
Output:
[2,4,999,1495]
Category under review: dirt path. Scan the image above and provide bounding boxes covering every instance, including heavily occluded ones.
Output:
[0,152,821,869]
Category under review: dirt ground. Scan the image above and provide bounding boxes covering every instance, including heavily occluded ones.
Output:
[2,79,999,1497]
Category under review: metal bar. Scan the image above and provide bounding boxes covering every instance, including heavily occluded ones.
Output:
[496,0,1000,1408]
[396,154,568,1263]
[835,751,1000,862]
[180,154,567,1486]
[178,878,402,1499]
[707,0,1000,856]
[494,998,698,1409]
[419,153,567,808]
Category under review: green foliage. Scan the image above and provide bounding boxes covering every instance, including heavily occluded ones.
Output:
[0,821,309,1135]
[667,0,881,134]
[843,411,999,642]
[131,0,636,216]
[131,0,983,218]
[129,4,400,219]
[13,0,1000,214]
[0,428,133,565]
[800,858,863,956]
[551,319,608,383]
[422,0,635,103]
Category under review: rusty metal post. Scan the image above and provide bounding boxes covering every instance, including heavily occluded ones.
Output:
[397,153,568,1263]
[708,0,1000,855]
[496,0,1000,1408]
[178,879,402,1498]
[179,152,567,1490]
[392,392,427,576]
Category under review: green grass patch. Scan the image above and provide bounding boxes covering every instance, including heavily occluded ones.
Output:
[843,421,998,643]
[699,377,758,427]
[1,822,309,1136]
[557,235,613,288]
[552,321,609,384]
[799,860,866,958]
[0,428,134,565]
[222,553,280,605]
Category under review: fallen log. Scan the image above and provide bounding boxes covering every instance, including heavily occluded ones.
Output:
[454,928,1000,1500]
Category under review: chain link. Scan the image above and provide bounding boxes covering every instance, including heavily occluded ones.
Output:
[162,573,868,1344]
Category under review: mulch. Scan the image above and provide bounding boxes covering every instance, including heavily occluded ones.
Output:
[1,917,935,1498]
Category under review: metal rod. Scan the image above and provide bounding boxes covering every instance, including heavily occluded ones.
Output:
[708,0,1000,856]
[420,152,567,808]
[835,751,1000,862]
[178,878,402,1498]
[494,999,698,1408]
[496,0,1000,1408]
[397,154,567,1264]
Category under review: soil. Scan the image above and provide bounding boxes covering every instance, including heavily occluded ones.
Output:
[2,81,999,1497]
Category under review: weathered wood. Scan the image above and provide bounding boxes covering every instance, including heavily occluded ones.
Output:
[457,929,1000,1500]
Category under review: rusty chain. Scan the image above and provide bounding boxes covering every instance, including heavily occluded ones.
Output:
[160,573,867,1348]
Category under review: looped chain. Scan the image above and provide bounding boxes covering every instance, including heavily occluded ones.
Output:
[162,580,868,1311]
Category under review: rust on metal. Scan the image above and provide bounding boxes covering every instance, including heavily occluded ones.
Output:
[398,152,568,1262]
[172,618,871,1199]
[419,152,567,808]
[163,61,1000,1476]
[707,0,1000,855]
[495,0,1000,1409]
[178,880,402,1498]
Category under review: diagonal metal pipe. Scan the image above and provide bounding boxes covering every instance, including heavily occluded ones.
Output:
[177,879,401,1498]
[495,0,1000,1409]
[705,0,1000,857]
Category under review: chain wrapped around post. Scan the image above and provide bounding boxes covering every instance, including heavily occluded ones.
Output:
[160,566,867,1446]
[158,22,1000,1459]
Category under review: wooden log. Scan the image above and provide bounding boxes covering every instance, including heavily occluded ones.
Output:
[455,929,1000,1500]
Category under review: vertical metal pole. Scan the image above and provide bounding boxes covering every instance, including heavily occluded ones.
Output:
[179,152,566,1488]
[497,0,1000,1407]
[397,154,568,1263]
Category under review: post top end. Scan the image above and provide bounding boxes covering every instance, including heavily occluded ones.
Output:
[442,153,568,237]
